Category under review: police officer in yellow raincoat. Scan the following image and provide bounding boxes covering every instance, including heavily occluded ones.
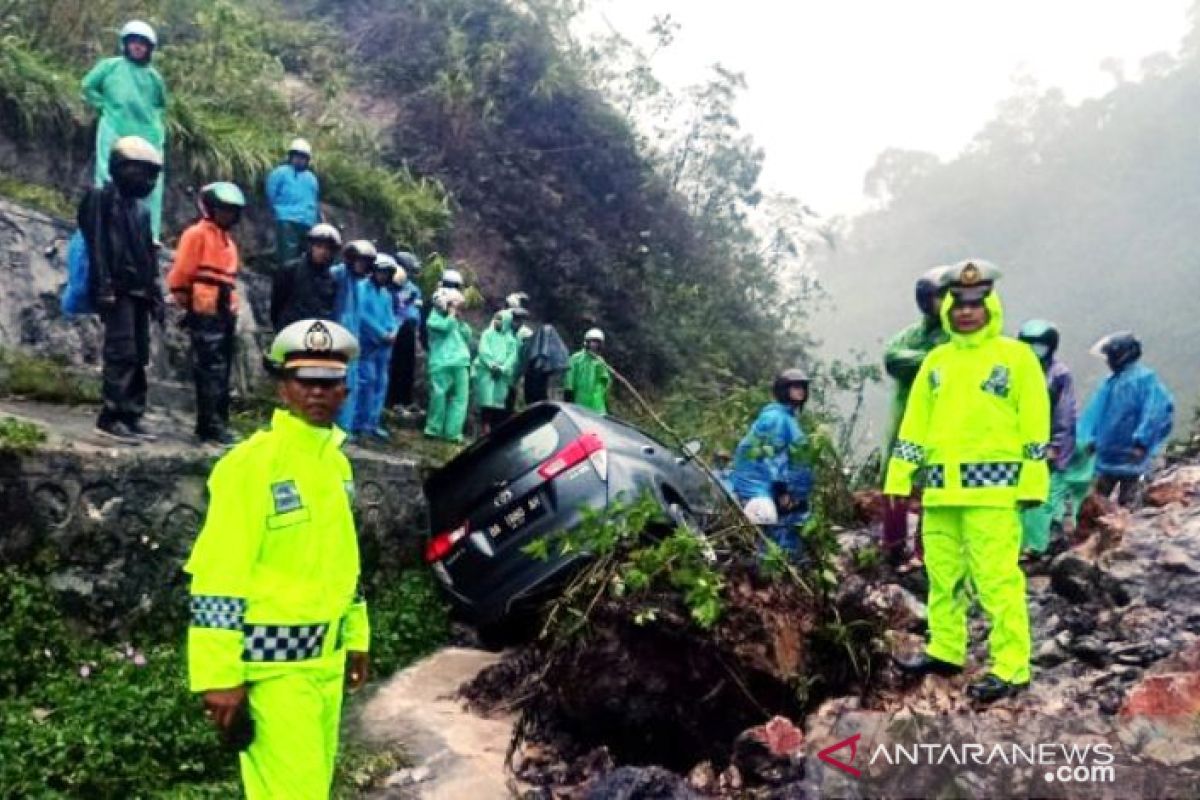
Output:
[885,260,1049,703]
[185,318,370,798]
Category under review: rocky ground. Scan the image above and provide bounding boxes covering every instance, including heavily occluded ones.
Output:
[358,461,1200,799]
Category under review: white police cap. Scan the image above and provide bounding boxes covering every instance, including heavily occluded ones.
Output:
[269,319,359,379]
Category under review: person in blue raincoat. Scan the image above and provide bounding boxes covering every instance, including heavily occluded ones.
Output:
[353,255,400,439]
[1078,332,1174,508]
[265,139,321,269]
[731,369,814,560]
[81,20,168,239]
[332,241,376,433]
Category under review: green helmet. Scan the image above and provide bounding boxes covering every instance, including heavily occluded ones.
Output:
[201,182,246,208]
[1019,319,1059,359]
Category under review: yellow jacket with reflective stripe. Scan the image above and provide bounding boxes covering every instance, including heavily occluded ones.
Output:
[185,409,368,692]
[883,290,1050,508]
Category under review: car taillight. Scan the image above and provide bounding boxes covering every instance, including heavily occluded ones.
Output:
[538,432,606,480]
[425,523,468,563]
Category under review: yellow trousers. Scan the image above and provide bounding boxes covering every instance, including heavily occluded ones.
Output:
[923,506,1031,684]
[240,659,346,799]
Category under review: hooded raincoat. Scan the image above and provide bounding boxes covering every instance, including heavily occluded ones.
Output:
[265,164,320,226]
[884,290,1049,685]
[564,349,612,414]
[884,291,1050,507]
[1020,356,1078,552]
[475,312,518,410]
[424,308,473,441]
[1078,362,1174,478]
[731,402,813,559]
[82,38,168,238]
[882,317,948,459]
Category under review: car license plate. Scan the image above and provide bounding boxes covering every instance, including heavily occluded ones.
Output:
[485,493,547,539]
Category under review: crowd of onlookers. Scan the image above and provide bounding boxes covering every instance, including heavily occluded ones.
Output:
[725,258,1173,704]
[71,19,613,447]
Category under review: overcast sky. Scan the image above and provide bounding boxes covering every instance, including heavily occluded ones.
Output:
[581,0,1191,215]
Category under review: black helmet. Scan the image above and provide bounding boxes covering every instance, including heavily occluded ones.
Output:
[1095,331,1141,372]
[915,265,948,316]
[395,251,422,274]
[772,368,810,406]
[1018,319,1060,356]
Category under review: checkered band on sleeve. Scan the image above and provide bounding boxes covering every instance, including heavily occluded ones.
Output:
[960,462,1022,488]
[1023,442,1048,461]
[242,623,328,662]
[893,440,925,465]
[921,464,946,489]
[190,595,246,631]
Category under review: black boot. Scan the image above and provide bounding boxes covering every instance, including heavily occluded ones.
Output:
[125,418,158,442]
[966,674,1026,703]
[95,419,142,446]
[893,652,963,677]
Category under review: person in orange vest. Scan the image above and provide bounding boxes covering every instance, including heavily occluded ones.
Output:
[168,182,245,445]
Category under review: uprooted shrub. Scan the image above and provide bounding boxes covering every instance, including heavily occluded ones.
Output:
[464,491,885,778]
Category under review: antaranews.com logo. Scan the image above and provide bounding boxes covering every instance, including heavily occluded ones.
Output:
[802,712,1193,799]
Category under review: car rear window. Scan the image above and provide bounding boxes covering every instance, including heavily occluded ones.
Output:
[426,408,577,531]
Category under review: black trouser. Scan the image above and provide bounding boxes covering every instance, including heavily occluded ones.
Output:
[525,371,550,404]
[388,321,418,408]
[1095,474,1142,509]
[187,311,236,437]
[480,406,512,433]
[99,294,150,427]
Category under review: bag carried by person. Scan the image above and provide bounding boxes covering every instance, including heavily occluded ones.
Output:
[60,230,96,315]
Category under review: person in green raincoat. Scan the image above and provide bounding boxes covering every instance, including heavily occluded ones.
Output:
[423,288,473,442]
[475,310,518,435]
[82,20,168,239]
[879,266,950,564]
[564,328,612,414]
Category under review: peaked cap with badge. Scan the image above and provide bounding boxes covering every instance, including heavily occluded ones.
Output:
[269,318,359,379]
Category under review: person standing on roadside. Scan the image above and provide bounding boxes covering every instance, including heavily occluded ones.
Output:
[167,182,246,445]
[271,223,341,331]
[880,266,950,566]
[475,310,518,435]
[1016,320,1077,554]
[265,139,320,270]
[82,20,168,239]
[423,288,472,442]
[185,318,369,799]
[1078,332,1174,508]
[387,252,424,413]
[886,260,1049,704]
[331,240,375,434]
[77,136,164,445]
[353,255,400,440]
[564,328,612,414]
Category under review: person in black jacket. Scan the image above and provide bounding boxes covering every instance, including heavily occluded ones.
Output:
[270,223,341,331]
[77,135,164,445]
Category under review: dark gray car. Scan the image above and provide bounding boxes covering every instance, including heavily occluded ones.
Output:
[423,402,722,631]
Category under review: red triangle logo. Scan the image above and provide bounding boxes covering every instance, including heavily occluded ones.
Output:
[818,732,862,778]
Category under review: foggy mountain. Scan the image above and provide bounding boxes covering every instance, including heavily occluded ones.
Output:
[814,4,1200,447]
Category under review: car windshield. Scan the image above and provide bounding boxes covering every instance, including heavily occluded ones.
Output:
[427,410,574,531]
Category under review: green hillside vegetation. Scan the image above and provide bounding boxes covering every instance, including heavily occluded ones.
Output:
[0,0,449,247]
[0,0,823,393]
